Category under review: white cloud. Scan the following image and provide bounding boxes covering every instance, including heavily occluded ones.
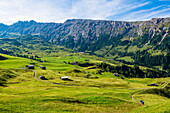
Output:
[123,5,165,20]
[71,0,123,19]
[125,7,170,21]
[136,8,170,20]
[0,0,169,25]
[70,0,150,20]
[159,0,170,1]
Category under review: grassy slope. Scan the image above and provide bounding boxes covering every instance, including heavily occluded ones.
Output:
[131,94,170,113]
[116,56,134,62]
[0,53,36,69]
[0,54,169,113]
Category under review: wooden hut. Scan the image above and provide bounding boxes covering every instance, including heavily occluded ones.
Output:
[26,65,34,69]
[40,66,46,70]
[147,83,157,86]
[60,76,69,80]
[114,73,119,77]
[39,76,47,80]
[74,61,78,65]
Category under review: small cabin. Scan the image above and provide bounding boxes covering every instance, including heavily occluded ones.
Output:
[40,66,46,70]
[26,65,34,69]
[74,61,78,65]
[79,52,84,53]
[35,55,40,58]
[39,76,47,80]
[63,61,66,64]
[148,83,157,86]
[60,76,69,80]
[114,73,119,77]
[74,61,78,63]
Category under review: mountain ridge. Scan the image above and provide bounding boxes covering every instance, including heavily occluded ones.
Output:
[0,17,169,42]
[0,17,169,40]
[0,17,169,70]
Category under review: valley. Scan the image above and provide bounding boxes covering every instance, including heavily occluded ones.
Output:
[0,18,169,71]
[0,53,169,113]
[0,17,169,113]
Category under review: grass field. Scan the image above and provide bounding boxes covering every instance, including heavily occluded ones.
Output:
[0,54,35,69]
[0,54,169,113]
[127,46,140,53]
[116,56,134,63]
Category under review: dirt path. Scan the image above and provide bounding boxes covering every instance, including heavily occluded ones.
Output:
[161,81,169,89]
[131,80,170,103]
[34,71,38,80]
[34,70,169,100]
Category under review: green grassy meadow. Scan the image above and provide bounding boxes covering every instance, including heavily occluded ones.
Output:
[116,56,134,63]
[0,54,169,113]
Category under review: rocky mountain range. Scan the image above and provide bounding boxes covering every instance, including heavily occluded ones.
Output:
[0,18,169,48]
[0,17,169,69]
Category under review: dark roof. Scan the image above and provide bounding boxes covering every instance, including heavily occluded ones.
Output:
[39,76,47,80]
[148,83,157,86]
[26,65,34,69]
[40,66,46,70]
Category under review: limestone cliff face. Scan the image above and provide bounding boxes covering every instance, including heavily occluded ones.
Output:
[0,18,169,51]
[50,18,169,50]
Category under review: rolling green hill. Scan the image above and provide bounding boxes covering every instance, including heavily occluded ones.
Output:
[0,53,169,113]
[0,55,7,60]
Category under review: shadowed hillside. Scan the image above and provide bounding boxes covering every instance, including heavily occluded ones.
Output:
[0,55,7,60]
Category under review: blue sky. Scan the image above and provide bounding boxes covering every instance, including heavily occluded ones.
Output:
[0,0,169,25]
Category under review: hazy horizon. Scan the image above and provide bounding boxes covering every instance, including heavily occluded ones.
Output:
[1,16,170,26]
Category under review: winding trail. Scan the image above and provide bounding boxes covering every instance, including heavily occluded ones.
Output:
[131,80,170,104]
[34,71,38,80]
[34,70,169,103]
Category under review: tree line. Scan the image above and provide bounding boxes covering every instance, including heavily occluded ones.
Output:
[97,63,169,78]
[0,48,45,62]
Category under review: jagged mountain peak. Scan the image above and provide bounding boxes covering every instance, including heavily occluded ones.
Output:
[150,17,170,24]
[12,20,37,25]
